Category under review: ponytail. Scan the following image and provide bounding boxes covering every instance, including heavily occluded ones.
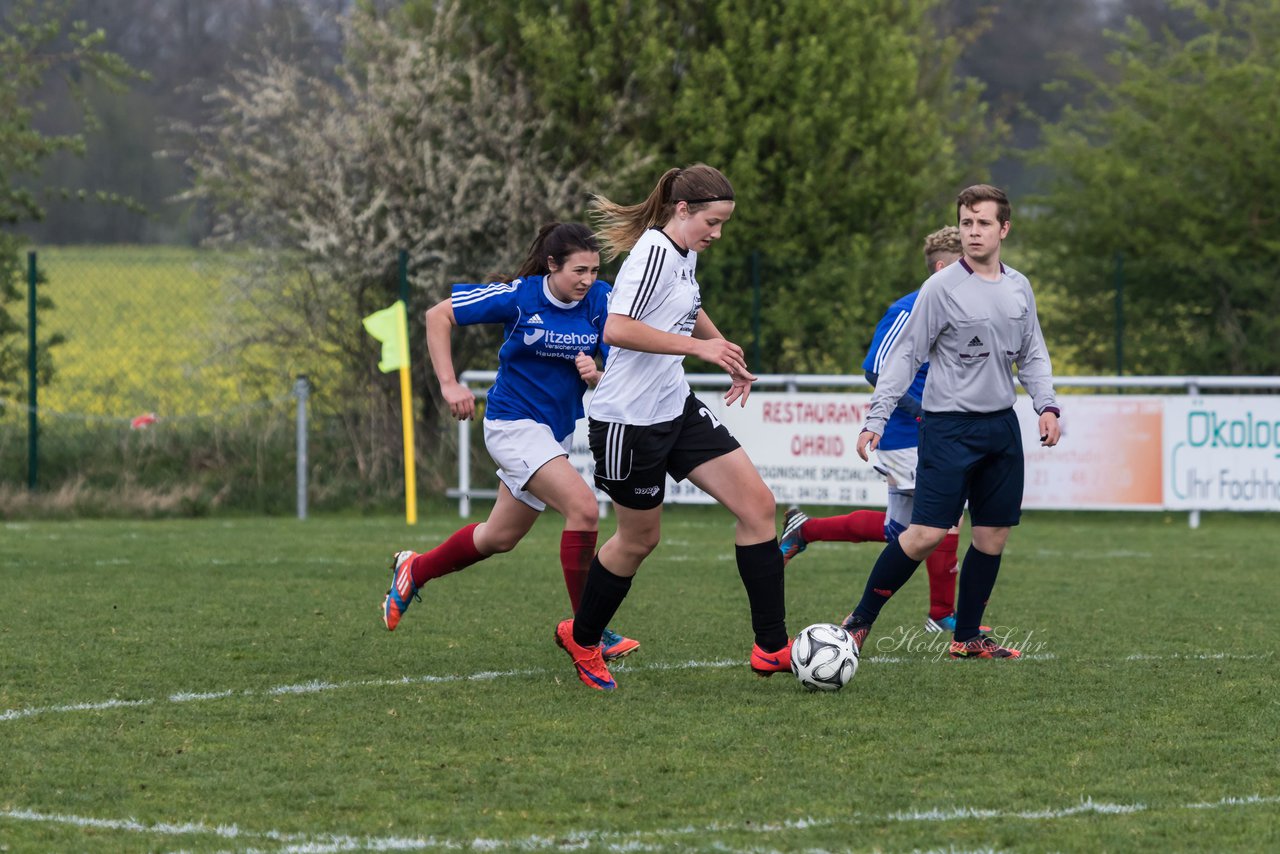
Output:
[590,164,734,261]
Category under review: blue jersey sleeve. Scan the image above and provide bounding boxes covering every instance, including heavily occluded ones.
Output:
[862,291,928,450]
[450,280,521,328]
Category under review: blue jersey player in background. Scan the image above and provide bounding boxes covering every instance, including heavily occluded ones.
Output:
[381,222,638,661]
[781,227,973,633]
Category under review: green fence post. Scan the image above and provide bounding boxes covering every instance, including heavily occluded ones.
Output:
[751,250,761,371]
[1114,251,1124,376]
[398,248,409,305]
[27,251,38,489]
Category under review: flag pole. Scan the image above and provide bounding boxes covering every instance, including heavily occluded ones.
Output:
[396,300,417,525]
[363,296,418,525]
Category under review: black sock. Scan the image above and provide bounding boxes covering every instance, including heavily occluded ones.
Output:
[572,555,632,648]
[737,539,788,652]
[954,545,1002,642]
[852,537,923,623]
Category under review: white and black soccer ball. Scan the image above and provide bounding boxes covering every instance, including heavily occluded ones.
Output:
[790,622,859,692]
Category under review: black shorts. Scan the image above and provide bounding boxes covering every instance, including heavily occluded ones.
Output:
[913,408,1024,528]
[589,392,740,510]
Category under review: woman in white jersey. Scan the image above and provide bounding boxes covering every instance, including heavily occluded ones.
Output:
[551,165,791,691]
[382,223,637,661]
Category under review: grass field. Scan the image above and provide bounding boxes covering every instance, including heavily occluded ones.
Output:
[2,507,1278,852]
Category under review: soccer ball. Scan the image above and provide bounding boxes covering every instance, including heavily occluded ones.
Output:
[790,623,859,692]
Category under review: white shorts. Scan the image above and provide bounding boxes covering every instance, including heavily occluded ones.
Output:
[873,446,918,492]
[483,418,572,511]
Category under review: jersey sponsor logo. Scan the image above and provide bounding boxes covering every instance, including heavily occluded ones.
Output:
[676,296,701,335]
[528,313,544,325]
[524,329,600,349]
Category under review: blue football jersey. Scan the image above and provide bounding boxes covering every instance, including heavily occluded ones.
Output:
[451,275,610,441]
[861,290,929,451]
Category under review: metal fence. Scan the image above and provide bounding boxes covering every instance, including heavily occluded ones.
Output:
[0,247,305,513]
[450,370,1280,528]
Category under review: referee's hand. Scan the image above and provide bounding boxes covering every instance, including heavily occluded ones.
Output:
[1039,410,1061,447]
[856,429,880,462]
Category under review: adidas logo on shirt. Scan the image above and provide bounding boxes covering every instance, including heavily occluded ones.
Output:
[967,335,984,347]
[528,313,544,325]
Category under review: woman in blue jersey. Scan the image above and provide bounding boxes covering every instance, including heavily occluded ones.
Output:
[381,222,638,661]
[551,165,791,691]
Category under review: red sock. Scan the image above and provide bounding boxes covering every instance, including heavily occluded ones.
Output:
[925,532,959,619]
[802,510,886,544]
[409,523,484,586]
[559,530,597,612]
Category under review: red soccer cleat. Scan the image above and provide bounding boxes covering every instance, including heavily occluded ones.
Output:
[949,635,1022,659]
[750,638,794,677]
[555,619,616,691]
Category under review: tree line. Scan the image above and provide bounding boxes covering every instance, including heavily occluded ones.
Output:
[3,0,1278,473]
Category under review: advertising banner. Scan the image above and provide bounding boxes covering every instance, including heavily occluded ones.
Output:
[570,391,885,506]
[568,390,1279,513]
[1163,397,1280,510]
[1016,395,1164,510]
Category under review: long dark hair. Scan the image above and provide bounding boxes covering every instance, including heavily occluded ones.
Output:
[508,222,600,281]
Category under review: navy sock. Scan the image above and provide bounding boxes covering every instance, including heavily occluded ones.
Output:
[954,545,1002,642]
[572,555,632,648]
[852,537,923,623]
[736,539,788,652]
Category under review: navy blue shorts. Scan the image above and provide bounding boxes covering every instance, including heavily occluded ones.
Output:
[912,408,1024,528]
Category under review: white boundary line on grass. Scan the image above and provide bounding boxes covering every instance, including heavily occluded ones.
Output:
[1,650,1271,725]
[3,794,1278,853]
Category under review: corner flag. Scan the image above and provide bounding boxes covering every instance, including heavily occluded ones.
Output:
[362,301,409,372]
[362,300,417,524]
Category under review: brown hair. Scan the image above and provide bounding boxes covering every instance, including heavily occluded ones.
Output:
[590,165,734,261]
[956,184,1011,225]
[922,226,962,271]
[509,222,599,281]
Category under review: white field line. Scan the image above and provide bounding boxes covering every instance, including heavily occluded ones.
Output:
[2,794,1279,854]
[1,649,1271,725]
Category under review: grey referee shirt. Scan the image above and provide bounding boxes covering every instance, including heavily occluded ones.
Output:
[863,258,1058,436]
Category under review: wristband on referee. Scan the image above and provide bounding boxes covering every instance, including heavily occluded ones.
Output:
[1041,405,1061,418]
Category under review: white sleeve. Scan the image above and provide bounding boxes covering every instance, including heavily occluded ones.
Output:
[609,238,674,321]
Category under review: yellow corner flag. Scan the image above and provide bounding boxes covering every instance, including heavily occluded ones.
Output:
[362,301,409,372]
[363,300,418,524]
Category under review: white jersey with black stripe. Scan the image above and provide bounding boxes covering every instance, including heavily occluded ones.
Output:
[588,228,701,425]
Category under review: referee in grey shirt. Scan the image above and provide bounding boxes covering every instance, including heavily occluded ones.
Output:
[842,184,1062,660]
